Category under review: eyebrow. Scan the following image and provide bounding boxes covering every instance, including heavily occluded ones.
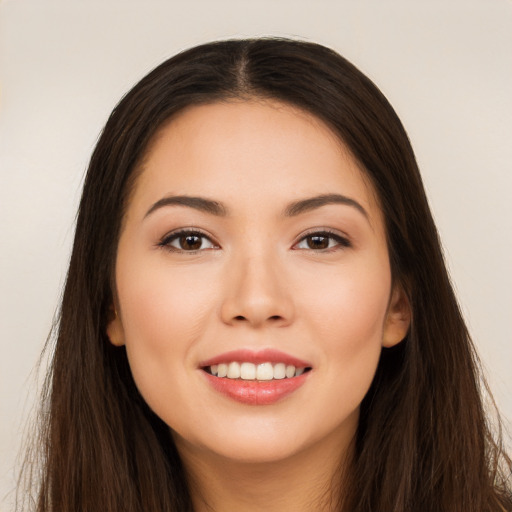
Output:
[144,193,368,220]
[284,193,369,219]
[145,195,228,218]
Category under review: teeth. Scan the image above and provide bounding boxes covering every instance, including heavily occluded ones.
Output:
[206,362,308,380]
[240,362,256,380]
[273,363,286,379]
[256,362,273,381]
[227,362,241,379]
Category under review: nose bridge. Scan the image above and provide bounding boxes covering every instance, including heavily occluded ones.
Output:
[221,243,293,327]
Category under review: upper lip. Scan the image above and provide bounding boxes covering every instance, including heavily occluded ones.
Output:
[199,348,312,368]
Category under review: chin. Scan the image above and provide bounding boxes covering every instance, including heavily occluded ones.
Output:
[216,437,307,464]
[172,411,358,467]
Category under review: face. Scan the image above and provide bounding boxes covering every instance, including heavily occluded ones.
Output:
[107,100,410,465]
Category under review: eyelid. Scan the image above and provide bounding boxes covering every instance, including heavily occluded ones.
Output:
[292,228,352,250]
[156,227,351,253]
[157,227,220,252]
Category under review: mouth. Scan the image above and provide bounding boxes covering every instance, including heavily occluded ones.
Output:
[203,362,311,380]
[199,349,312,405]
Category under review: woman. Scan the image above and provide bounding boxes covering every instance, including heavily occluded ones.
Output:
[20,38,511,511]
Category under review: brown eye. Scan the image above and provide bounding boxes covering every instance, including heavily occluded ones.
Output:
[306,235,330,249]
[160,230,217,252]
[179,234,203,251]
[294,231,351,251]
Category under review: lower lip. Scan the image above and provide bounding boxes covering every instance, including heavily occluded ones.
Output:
[202,371,310,405]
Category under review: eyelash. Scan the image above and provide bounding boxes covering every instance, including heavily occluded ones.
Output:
[158,229,218,253]
[293,230,351,252]
[157,229,351,253]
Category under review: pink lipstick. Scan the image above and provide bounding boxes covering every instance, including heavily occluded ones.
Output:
[199,349,312,405]
[199,348,310,368]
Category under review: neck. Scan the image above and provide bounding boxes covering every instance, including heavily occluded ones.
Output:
[174,429,354,512]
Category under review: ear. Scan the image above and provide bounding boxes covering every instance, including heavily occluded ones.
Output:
[382,284,411,348]
[106,306,125,347]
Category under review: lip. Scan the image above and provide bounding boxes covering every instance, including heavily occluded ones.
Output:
[199,348,311,368]
[202,370,310,405]
[199,349,312,406]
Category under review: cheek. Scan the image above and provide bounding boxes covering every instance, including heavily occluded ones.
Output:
[120,272,206,342]
[115,260,216,400]
[318,282,387,343]
[298,258,390,397]
[303,255,390,335]
[119,254,218,333]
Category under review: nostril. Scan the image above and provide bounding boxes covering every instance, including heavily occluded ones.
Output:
[232,314,283,323]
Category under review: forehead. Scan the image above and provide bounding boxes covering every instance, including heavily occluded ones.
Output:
[131,99,382,224]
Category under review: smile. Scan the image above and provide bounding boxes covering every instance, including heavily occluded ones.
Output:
[205,362,308,380]
[200,349,312,405]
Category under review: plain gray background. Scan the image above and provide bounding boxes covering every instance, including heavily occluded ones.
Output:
[1,1,511,509]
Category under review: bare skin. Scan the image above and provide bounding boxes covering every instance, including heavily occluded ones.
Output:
[177,421,354,512]
[107,100,410,510]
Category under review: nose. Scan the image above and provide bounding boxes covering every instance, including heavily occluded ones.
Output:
[220,251,294,328]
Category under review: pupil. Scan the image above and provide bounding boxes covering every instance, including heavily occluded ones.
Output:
[181,234,202,250]
[308,235,328,249]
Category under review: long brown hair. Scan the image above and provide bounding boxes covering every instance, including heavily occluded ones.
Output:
[19,38,511,511]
